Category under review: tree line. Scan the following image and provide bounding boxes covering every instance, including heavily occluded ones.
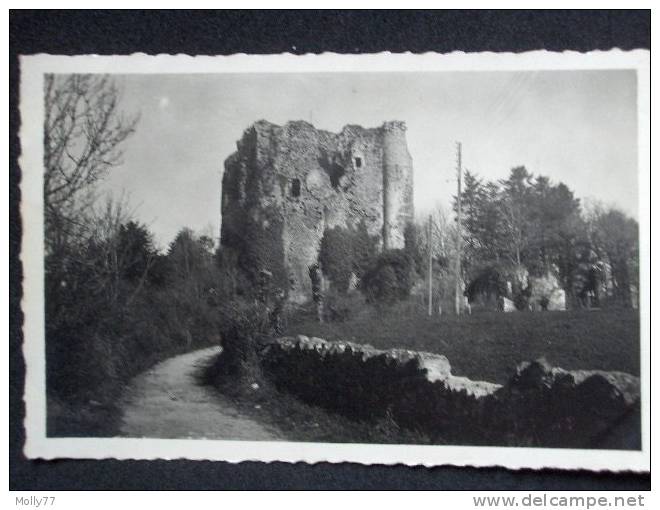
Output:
[314,166,640,314]
[447,166,639,309]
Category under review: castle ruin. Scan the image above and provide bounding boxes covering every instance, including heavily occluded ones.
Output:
[220,120,414,303]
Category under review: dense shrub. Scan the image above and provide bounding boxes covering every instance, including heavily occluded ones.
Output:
[403,222,424,275]
[513,289,531,311]
[318,222,378,293]
[221,207,288,295]
[351,222,380,278]
[45,280,222,408]
[215,246,251,298]
[318,227,354,292]
[465,266,508,305]
[45,222,234,435]
[465,264,532,311]
[361,249,415,304]
[216,299,271,376]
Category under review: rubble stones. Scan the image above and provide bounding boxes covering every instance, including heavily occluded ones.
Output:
[499,296,517,312]
[494,358,641,448]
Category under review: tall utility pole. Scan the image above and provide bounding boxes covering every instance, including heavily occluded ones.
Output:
[454,142,463,317]
[427,214,433,316]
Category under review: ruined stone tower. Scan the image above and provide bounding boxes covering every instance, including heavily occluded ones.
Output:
[220,120,414,303]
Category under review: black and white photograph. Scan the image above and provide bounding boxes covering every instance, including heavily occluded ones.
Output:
[18,50,650,471]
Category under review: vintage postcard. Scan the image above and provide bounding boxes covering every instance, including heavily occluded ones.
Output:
[19,50,649,471]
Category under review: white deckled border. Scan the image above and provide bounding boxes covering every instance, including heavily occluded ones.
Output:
[19,50,650,471]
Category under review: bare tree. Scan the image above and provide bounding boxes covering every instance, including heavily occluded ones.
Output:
[418,205,455,263]
[43,74,139,254]
[86,194,156,308]
[414,205,462,313]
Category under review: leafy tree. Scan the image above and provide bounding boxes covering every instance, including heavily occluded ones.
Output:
[527,178,584,277]
[480,181,506,261]
[167,228,217,290]
[116,221,157,283]
[587,206,639,307]
[458,171,505,271]
[460,170,486,264]
[456,167,588,280]
[498,166,534,266]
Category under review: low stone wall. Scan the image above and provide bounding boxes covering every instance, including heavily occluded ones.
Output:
[258,335,640,449]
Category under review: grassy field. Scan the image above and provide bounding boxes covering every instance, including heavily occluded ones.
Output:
[284,305,641,385]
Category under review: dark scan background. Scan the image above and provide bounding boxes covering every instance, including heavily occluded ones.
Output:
[9,9,650,490]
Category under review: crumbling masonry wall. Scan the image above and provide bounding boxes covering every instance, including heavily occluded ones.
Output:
[260,336,641,449]
[221,120,414,302]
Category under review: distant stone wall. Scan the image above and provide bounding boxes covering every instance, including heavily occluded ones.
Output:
[221,120,414,303]
[259,335,640,449]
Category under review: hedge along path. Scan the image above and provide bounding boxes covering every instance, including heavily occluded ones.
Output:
[119,346,283,440]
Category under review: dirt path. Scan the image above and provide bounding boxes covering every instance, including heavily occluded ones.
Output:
[119,346,283,440]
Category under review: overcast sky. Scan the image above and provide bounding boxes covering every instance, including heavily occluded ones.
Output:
[101,70,638,249]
